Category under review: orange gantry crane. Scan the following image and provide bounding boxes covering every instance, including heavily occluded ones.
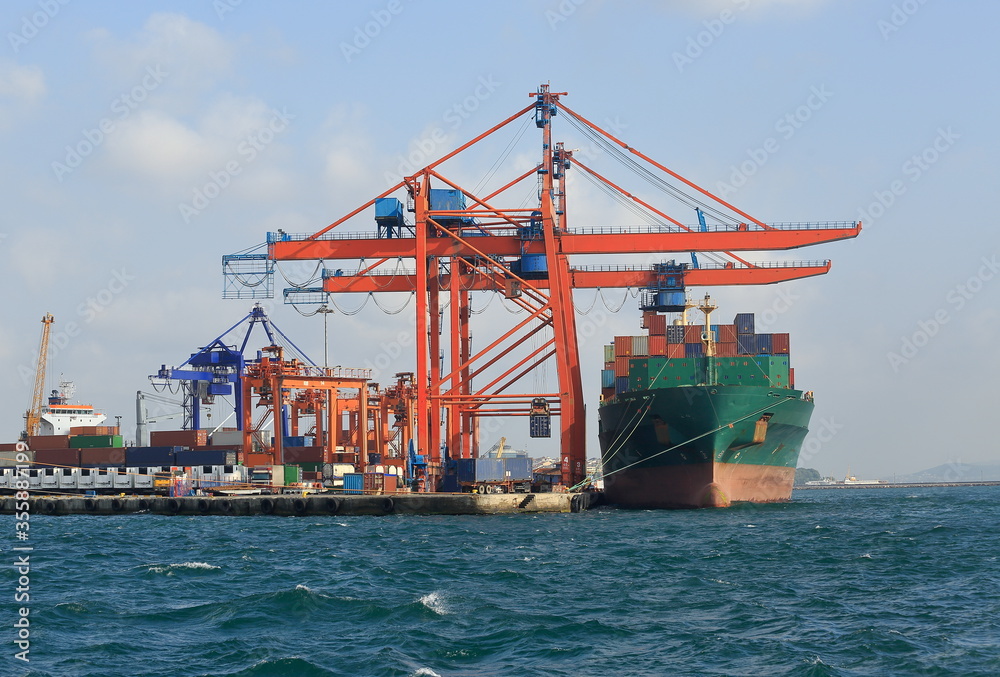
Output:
[223,84,860,489]
[22,313,55,441]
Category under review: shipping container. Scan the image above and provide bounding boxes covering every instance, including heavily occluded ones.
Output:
[342,473,364,494]
[755,333,773,355]
[0,450,33,466]
[70,434,124,449]
[772,333,790,354]
[615,355,631,377]
[685,342,704,357]
[649,334,667,356]
[175,449,238,466]
[666,343,686,358]
[456,458,505,483]
[284,465,301,487]
[0,443,19,452]
[603,344,615,363]
[789,367,795,388]
[210,430,245,447]
[27,435,71,450]
[79,447,126,466]
[34,449,80,468]
[150,429,208,448]
[714,342,739,357]
[297,463,323,473]
[501,457,533,481]
[632,335,649,357]
[666,325,686,344]
[737,334,755,355]
[601,386,616,401]
[126,446,181,467]
[601,369,615,388]
[362,473,398,494]
[734,312,755,334]
[615,376,629,395]
[717,324,737,343]
[684,325,703,343]
[69,425,119,436]
[614,335,632,357]
[282,446,324,464]
[647,314,667,335]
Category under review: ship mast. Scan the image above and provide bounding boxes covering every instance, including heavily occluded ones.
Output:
[698,295,717,385]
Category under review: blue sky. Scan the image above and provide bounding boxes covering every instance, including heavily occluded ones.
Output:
[1,0,997,479]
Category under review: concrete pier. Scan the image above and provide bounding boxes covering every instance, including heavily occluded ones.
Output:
[1,491,602,517]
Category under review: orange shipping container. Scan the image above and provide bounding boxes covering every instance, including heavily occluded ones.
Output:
[717,325,737,343]
[649,335,667,356]
[647,314,667,336]
[150,429,208,448]
[714,342,739,357]
[772,333,790,354]
[615,356,632,377]
[27,435,71,450]
[666,343,686,358]
[614,335,632,357]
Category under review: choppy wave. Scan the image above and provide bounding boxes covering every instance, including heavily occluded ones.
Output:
[12,485,1000,676]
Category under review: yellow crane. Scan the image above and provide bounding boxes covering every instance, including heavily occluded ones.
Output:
[22,313,54,440]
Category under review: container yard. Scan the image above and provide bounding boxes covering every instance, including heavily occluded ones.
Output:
[9,84,856,514]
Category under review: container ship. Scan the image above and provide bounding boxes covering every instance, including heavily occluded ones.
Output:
[598,294,814,509]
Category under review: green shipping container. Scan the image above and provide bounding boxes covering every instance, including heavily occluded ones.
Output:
[297,462,323,473]
[604,344,615,363]
[284,465,302,486]
[70,434,124,449]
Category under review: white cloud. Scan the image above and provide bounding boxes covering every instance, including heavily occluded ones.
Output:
[0,60,45,102]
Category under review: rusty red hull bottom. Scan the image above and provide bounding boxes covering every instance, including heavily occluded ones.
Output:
[603,462,796,509]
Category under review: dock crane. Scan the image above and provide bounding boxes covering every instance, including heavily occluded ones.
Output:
[22,313,54,441]
[223,84,860,489]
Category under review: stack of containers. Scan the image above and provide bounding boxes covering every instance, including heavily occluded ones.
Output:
[735,312,755,355]
[126,446,182,467]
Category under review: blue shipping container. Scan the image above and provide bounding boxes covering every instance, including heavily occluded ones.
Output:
[685,342,704,357]
[342,473,364,494]
[125,446,181,466]
[529,414,551,438]
[175,450,237,466]
[456,458,505,484]
[737,334,755,355]
[439,475,459,492]
[615,376,629,395]
[601,368,615,388]
[501,457,533,481]
[734,312,755,334]
[755,333,773,355]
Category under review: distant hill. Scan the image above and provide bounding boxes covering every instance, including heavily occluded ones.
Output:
[897,463,1000,483]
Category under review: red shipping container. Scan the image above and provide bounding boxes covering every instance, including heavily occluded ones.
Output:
[789,367,795,389]
[772,333,790,354]
[283,446,324,464]
[641,311,655,329]
[0,443,19,452]
[714,342,739,357]
[684,325,704,342]
[70,425,119,436]
[649,335,667,356]
[615,356,632,377]
[28,435,71,450]
[601,387,616,400]
[150,429,208,448]
[79,447,126,466]
[666,343,686,358]
[614,335,632,357]
[647,314,667,336]
[34,449,80,468]
[717,325,737,343]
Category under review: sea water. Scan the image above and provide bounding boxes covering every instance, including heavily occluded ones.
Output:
[3,485,999,676]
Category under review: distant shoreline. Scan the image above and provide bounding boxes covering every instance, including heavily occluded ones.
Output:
[796,481,1000,490]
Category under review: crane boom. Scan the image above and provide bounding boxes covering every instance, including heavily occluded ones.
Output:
[23,313,54,440]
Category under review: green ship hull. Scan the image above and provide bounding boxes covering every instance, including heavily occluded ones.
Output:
[598,384,814,509]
